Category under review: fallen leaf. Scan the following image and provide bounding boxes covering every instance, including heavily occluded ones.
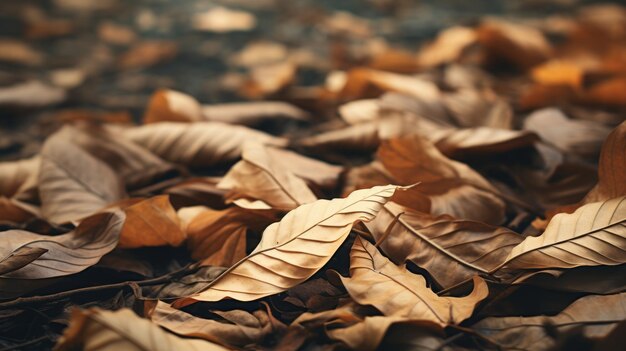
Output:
[524,108,611,160]
[366,203,522,289]
[531,59,584,88]
[337,237,488,326]
[192,7,256,33]
[418,26,478,68]
[117,195,185,249]
[500,196,626,271]
[264,147,343,189]
[473,292,626,351]
[0,210,124,280]
[584,121,626,203]
[145,266,227,299]
[443,89,513,129]
[118,41,178,69]
[0,157,40,222]
[218,142,317,210]
[0,40,43,66]
[143,89,203,124]
[98,21,136,45]
[55,308,228,351]
[202,101,309,125]
[147,301,283,348]
[121,122,287,168]
[242,61,296,98]
[173,185,399,305]
[378,134,506,224]
[0,80,66,108]
[39,130,125,223]
[477,18,552,69]
[184,206,271,267]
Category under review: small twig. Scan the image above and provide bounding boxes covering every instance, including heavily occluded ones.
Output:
[0,264,196,310]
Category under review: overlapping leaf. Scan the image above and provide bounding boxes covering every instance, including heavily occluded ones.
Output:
[174,185,398,305]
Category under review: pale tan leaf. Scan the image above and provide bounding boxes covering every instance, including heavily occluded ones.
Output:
[501,196,626,270]
[443,89,513,129]
[338,99,381,125]
[118,195,185,249]
[264,147,343,189]
[173,185,399,305]
[147,301,282,348]
[0,156,40,222]
[192,7,256,33]
[202,101,309,125]
[55,308,228,351]
[338,237,488,326]
[366,203,522,289]
[39,130,126,224]
[473,292,626,351]
[121,122,287,168]
[417,26,477,68]
[433,127,538,158]
[0,210,124,280]
[218,142,317,210]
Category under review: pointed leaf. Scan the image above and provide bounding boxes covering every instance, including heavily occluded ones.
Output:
[174,185,399,305]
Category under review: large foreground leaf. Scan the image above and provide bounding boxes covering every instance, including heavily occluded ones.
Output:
[55,308,228,351]
[338,237,488,327]
[173,185,398,305]
[501,196,626,270]
[366,203,522,289]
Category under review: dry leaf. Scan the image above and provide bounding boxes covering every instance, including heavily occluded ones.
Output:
[242,61,296,98]
[143,89,203,124]
[500,196,626,271]
[0,39,43,66]
[192,7,256,33]
[202,101,309,125]
[378,135,506,224]
[443,89,513,129]
[337,237,488,326]
[173,185,399,305]
[55,308,228,351]
[121,122,287,168]
[0,157,40,222]
[118,41,178,69]
[39,130,125,224]
[0,80,66,108]
[531,59,584,88]
[418,26,478,68]
[474,292,626,351]
[118,195,185,249]
[218,142,317,210]
[584,121,626,203]
[264,147,343,189]
[477,18,552,69]
[366,203,522,289]
[0,210,124,280]
[524,108,611,160]
[147,301,282,348]
[184,206,271,267]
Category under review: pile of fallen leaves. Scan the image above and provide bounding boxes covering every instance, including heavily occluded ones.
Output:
[1,4,626,351]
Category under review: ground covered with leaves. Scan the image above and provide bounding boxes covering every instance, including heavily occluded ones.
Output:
[1,1,626,350]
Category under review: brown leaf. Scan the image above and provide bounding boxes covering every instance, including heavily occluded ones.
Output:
[173,185,399,305]
[366,203,522,289]
[584,121,626,203]
[202,101,309,125]
[218,142,317,210]
[264,147,343,189]
[39,129,126,224]
[121,122,287,168]
[0,210,124,280]
[337,237,488,326]
[417,26,478,68]
[0,157,40,222]
[443,89,513,129]
[118,41,178,69]
[524,108,611,160]
[192,7,256,33]
[476,18,552,69]
[183,206,272,267]
[473,292,626,351]
[378,134,506,224]
[500,196,626,271]
[147,301,283,348]
[143,89,203,124]
[117,195,185,249]
[55,308,228,351]
[0,39,43,66]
